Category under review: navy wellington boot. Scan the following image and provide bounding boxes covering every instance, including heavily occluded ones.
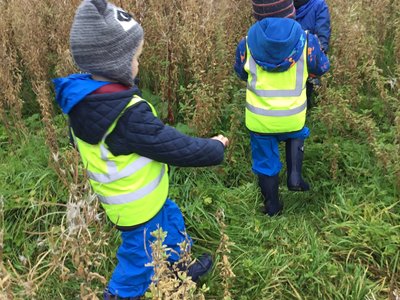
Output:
[103,289,141,300]
[258,174,283,216]
[174,253,213,282]
[285,139,310,191]
[186,253,213,282]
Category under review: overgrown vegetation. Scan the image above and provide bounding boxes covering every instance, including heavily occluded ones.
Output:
[0,0,399,299]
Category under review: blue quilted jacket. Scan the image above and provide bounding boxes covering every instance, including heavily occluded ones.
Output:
[53,74,225,167]
[295,0,331,52]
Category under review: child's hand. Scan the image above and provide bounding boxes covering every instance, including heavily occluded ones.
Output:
[212,135,229,148]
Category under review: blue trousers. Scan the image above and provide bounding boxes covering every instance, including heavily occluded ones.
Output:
[108,199,191,298]
[250,127,310,176]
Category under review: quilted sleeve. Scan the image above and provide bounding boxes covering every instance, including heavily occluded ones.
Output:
[105,102,226,167]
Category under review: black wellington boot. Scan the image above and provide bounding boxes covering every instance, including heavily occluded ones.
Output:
[103,289,141,300]
[285,139,310,191]
[258,174,283,216]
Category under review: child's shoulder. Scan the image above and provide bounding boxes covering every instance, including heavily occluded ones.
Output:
[314,0,329,8]
[302,0,328,10]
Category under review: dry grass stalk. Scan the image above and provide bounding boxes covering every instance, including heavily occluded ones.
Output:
[1,169,107,298]
[0,264,13,300]
[7,0,68,183]
[1,147,107,299]
[330,143,339,181]
[316,0,400,188]
[0,197,11,300]
[216,210,235,300]
[0,196,3,264]
[33,81,59,152]
[124,0,251,134]
[0,0,397,139]
[80,284,101,300]
[43,184,108,298]
[395,112,400,189]
[1,210,49,298]
[49,1,81,77]
[59,157,108,298]
[0,1,25,137]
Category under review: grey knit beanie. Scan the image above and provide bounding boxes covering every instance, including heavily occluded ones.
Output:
[70,0,144,86]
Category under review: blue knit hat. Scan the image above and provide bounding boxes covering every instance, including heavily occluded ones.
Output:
[247,18,305,70]
[252,0,295,20]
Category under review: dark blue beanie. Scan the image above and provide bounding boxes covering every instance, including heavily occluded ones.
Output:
[252,0,295,20]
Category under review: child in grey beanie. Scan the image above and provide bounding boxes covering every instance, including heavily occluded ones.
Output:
[53,0,229,299]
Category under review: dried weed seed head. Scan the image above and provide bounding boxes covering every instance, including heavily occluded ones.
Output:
[145,227,205,299]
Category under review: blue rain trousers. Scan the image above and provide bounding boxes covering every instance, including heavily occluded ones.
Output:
[107,199,191,298]
[250,127,310,176]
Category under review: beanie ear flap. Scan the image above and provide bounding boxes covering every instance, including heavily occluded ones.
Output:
[89,0,107,14]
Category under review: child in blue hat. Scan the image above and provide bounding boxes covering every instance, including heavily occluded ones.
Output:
[234,0,330,216]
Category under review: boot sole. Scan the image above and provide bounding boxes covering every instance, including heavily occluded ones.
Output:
[287,186,310,192]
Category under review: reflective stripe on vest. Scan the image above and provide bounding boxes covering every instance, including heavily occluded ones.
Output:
[73,96,168,226]
[247,51,305,99]
[87,154,153,184]
[246,100,307,117]
[97,164,166,205]
[244,40,308,133]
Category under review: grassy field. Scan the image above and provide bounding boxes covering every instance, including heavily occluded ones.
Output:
[1,97,399,299]
[1,0,399,299]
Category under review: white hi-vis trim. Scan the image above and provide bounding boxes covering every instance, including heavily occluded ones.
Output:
[99,143,118,176]
[246,101,307,117]
[87,156,153,183]
[246,51,307,117]
[248,51,305,98]
[97,164,166,205]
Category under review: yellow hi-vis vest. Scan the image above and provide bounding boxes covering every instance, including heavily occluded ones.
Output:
[73,96,169,227]
[244,41,308,134]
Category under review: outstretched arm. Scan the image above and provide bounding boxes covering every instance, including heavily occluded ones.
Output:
[106,102,227,167]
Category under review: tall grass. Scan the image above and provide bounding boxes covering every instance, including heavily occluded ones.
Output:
[0,1,25,139]
[0,0,399,299]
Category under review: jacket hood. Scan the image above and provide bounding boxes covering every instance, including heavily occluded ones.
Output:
[247,18,306,72]
[53,73,141,144]
[296,0,317,18]
[53,74,111,114]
